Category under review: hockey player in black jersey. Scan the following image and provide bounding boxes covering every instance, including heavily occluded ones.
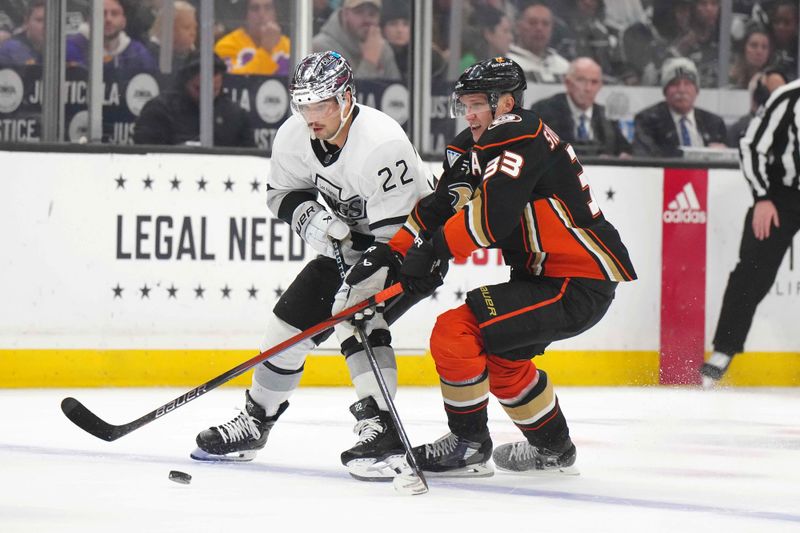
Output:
[191,51,433,480]
[385,57,637,476]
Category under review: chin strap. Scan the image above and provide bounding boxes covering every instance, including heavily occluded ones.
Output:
[323,94,356,142]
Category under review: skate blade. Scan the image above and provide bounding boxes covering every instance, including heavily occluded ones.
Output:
[424,462,494,478]
[346,455,405,481]
[190,447,257,462]
[495,464,580,476]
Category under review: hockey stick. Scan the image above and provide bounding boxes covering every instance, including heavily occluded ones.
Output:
[60,282,403,442]
[332,241,429,495]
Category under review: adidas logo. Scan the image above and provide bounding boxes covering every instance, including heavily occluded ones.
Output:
[663,182,706,224]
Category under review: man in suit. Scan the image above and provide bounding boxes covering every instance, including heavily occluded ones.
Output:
[633,57,727,157]
[530,57,631,157]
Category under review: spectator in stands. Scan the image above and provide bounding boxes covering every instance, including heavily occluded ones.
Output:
[66,0,156,72]
[603,0,647,36]
[729,24,773,89]
[633,57,727,157]
[379,0,446,83]
[555,0,621,82]
[531,57,631,157]
[620,0,693,86]
[124,0,159,44]
[507,1,569,83]
[313,0,334,35]
[766,0,798,80]
[0,1,27,37]
[0,12,14,46]
[727,68,788,147]
[0,0,45,66]
[474,0,517,20]
[133,52,254,147]
[215,0,290,76]
[146,1,197,73]
[673,0,721,87]
[459,5,513,71]
[380,0,410,80]
[313,0,401,80]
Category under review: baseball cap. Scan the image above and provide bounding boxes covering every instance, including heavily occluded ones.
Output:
[343,0,382,8]
[661,57,699,91]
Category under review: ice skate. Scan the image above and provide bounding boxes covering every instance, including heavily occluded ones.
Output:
[341,396,405,481]
[191,391,288,462]
[412,432,494,478]
[492,439,579,475]
[700,352,733,389]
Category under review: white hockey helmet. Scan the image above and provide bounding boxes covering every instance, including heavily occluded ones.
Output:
[289,51,356,123]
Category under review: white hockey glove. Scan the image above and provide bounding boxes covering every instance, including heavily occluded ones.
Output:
[292,200,350,258]
[332,243,402,341]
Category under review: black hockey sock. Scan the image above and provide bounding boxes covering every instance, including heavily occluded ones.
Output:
[444,399,491,443]
[520,397,571,453]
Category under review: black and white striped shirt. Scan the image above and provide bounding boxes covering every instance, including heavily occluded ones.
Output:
[739,78,800,200]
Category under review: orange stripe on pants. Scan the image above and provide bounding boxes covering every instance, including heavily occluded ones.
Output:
[431,304,538,398]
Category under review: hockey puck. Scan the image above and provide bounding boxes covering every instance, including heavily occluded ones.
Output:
[168,470,192,485]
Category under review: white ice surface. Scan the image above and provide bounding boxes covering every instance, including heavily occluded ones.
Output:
[1,387,799,533]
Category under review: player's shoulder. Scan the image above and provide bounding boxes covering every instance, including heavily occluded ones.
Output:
[351,104,409,143]
[474,108,543,150]
[348,106,417,168]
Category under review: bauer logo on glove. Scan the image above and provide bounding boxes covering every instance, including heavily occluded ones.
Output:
[292,200,350,259]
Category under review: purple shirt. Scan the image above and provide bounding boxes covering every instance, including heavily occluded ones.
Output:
[0,34,42,66]
[66,33,156,73]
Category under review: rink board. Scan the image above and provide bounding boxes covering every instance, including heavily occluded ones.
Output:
[1,151,798,386]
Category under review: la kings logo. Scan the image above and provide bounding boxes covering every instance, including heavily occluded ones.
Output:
[663,182,706,224]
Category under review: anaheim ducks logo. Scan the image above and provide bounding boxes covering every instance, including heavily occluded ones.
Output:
[488,113,522,129]
[448,182,474,210]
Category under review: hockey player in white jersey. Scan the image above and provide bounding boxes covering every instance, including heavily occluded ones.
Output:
[191,51,432,480]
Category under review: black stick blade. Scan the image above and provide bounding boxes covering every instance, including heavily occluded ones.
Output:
[61,397,122,442]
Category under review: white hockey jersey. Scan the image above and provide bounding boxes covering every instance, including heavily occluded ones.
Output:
[268,105,433,252]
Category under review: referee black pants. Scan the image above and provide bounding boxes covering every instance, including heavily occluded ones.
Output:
[713,188,800,355]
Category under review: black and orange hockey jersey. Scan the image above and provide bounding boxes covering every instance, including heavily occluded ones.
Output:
[391,107,637,283]
[389,128,478,251]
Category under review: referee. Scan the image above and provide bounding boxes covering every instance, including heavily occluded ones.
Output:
[701,72,798,388]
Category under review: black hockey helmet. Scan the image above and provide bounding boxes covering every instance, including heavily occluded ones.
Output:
[449,57,527,118]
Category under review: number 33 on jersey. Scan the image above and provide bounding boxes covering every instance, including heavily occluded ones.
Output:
[445,109,636,282]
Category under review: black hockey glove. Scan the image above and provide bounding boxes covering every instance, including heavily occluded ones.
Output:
[345,242,402,287]
[332,242,403,326]
[399,231,451,297]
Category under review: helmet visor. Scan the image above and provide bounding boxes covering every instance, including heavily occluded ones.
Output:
[449,92,492,118]
[291,98,340,122]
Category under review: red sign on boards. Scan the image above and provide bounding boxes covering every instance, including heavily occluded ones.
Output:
[660,168,708,385]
